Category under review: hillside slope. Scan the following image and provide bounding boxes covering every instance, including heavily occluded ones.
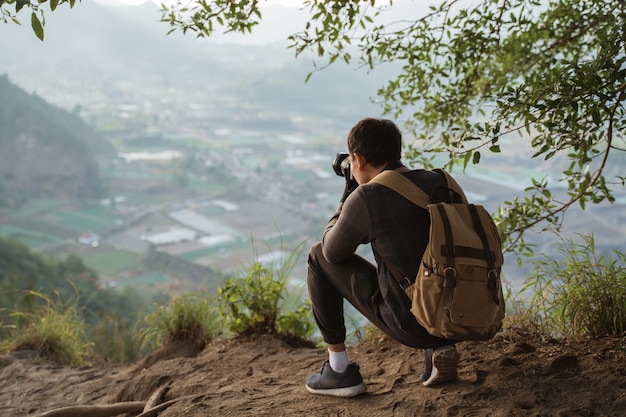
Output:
[0,75,112,203]
[1,332,624,417]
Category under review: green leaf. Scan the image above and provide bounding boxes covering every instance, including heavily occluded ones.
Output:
[16,0,28,13]
[591,108,602,125]
[50,0,59,11]
[472,151,481,164]
[31,12,44,41]
[463,151,472,167]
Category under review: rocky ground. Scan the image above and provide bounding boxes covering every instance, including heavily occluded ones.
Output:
[1,331,625,417]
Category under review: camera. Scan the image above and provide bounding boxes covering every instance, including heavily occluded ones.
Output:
[332,152,351,178]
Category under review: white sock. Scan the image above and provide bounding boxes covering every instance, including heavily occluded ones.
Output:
[328,349,349,373]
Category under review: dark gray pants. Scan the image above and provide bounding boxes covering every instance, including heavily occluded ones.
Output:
[307,242,390,345]
[307,242,453,348]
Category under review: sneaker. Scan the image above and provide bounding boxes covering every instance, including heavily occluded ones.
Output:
[419,348,433,382]
[305,361,367,397]
[422,345,459,387]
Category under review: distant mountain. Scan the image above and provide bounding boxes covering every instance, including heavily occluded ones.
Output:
[0,0,399,124]
[0,75,112,204]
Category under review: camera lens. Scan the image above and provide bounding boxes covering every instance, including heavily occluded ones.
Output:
[332,153,350,177]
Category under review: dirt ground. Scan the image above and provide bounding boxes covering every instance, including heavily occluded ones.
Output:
[1,331,625,417]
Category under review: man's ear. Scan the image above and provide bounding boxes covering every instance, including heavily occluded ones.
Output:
[353,153,367,170]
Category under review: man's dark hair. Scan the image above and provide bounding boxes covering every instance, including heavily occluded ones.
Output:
[347,117,402,167]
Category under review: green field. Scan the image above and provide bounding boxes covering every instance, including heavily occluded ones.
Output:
[0,224,62,249]
[52,206,121,232]
[200,206,227,216]
[178,239,247,260]
[80,247,142,274]
[6,198,69,218]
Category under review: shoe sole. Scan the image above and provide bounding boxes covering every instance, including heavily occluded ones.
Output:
[305,382,367,397]
[423,348,459,387]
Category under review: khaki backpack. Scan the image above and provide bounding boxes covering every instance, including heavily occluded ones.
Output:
[371,169,505,341]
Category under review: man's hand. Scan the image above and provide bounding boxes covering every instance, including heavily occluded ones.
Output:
[340,175,358,202]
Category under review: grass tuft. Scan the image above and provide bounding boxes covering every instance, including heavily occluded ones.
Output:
[140,292,222,351]
[1,291,92,365]
[517,233,626,340]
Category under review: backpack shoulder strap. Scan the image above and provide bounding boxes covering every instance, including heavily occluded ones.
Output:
[370,170,432,208]
[433,168,468,204]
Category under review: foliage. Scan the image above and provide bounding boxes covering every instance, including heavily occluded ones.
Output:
[160,0,261,37]
[0,236,146,327]
[0,236,99,317]
[0,290,93,365]
[519,233,626,340]
[0,236,150,362]
[159,0,625,257]
[218,241,314,344]
[140,292,222,350]
[0,0,79,41]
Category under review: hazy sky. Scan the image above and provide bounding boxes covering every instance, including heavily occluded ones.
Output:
[104,0,299,7]
[86,0,310,44]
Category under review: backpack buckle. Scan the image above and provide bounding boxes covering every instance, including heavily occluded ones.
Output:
[400,276,413,290]
[444,267,457,288]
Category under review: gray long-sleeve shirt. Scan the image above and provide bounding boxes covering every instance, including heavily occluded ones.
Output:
[320,168,451,347]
